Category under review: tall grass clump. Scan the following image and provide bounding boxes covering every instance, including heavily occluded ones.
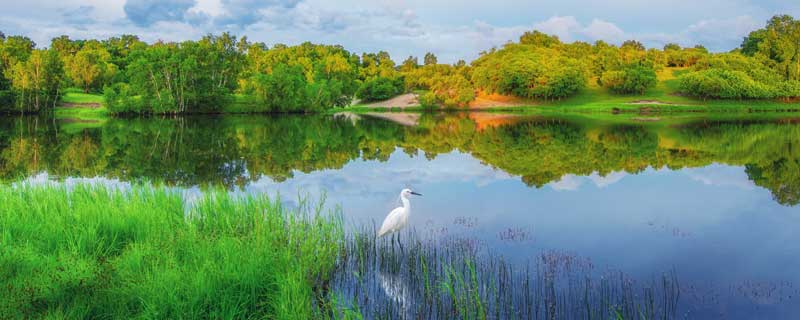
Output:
[0,183,344,319]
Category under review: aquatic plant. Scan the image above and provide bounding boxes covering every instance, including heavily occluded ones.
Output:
[328,227,682,320]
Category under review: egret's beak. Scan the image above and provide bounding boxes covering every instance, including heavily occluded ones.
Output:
[410,191,422,196]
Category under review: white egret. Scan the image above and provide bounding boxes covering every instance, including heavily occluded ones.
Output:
[377,188,422,237]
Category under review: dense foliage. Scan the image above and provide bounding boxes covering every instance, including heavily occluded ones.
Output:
[242,42,360,112]
[2,14,800,113]
[471,44,587,100]
[105,34,246,114]
[356,76,404,102]
[0,36,64,112]
[600,62,657,94]
[677,15,800,100]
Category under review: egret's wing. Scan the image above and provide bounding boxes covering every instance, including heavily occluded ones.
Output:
[378,207,404,236]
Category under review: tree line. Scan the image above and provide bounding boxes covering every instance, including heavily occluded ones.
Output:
[0,14,799,114]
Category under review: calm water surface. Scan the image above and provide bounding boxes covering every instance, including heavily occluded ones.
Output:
[2,113,798,318]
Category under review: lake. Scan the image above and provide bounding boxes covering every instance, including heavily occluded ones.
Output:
[2,112,799,318]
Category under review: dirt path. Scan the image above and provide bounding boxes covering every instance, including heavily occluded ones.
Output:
[469,93,535,109]
[625,100,676,105]
[59,102,102,108]
[360,92,538,110]
[360,93,419,108]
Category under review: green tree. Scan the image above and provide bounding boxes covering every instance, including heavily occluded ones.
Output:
[423,52,438,65]
[742,15,800,81]
[65,41,117,92]
[242,42,359,112]
[248,63,310,112]
[112,34,249,114]
[102,34,145,82]
[740,29,767,56]
[400,56,418,72]
[519,31,561,48]
[50,35,82,60]
[472,43,586,100]
[621,40,645,51]
[663,43,681,51]
[430,73,475,107]
[0,35,35,71]
[356,77,404,102]
[9,49,64,112]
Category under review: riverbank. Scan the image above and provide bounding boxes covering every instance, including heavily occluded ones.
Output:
[351,67,800,113]
[52,67,800,120]
[55,89,110,119]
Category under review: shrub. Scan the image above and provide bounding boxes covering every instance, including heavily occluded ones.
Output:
[678,69,777,99]
[245,64,314,112]
[103,83,142,113]
[418,91,439,109]
[356,77,404,102]
[430,74,475,107]
[471,45,587,100]
[600,63,657,94]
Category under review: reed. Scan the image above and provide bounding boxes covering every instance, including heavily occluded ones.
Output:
[328,226,682,320]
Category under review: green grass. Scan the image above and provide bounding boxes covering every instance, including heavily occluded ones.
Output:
[61,88,105,105]
[54,106,110,118]
[0,184,344,319]
[56,88,110,126]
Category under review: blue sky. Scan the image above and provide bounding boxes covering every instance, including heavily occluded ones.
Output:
[1,0,798,62]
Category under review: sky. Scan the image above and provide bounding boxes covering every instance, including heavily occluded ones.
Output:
[1,0,799,63]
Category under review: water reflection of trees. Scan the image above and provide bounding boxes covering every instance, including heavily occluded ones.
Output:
[0,114,798,205]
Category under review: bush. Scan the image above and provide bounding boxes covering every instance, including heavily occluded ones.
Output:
[472,45,587,100]
[418,91,439,109]
[678,69,778,99]
[103,83,142,114]
[430,74,475,107]
[356,77,404,102]
[776,80,800,99]
[600,63,657,94]
[248,64,312,112]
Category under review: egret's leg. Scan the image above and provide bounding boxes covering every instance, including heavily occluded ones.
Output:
[398,231,404,255]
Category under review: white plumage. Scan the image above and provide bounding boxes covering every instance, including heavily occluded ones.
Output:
[378,188,421,237]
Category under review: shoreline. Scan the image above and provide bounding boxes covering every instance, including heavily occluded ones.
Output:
[40,94,800,120]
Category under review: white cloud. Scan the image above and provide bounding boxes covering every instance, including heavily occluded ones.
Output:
[532,16,582,41]
[684,165,756,190]
[582,19,626,43]
[681,16,760,49]
[550,171,628,191]
[550,174,583,191]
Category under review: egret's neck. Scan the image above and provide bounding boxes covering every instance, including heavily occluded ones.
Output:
[400,195,410,209]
